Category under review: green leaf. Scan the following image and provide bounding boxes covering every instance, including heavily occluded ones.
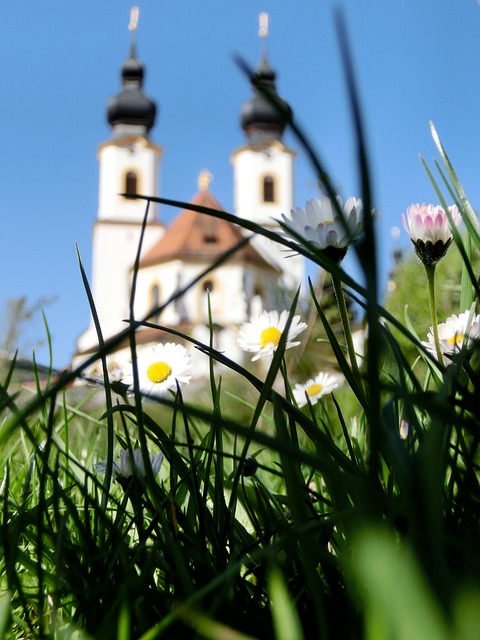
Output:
[0,592,10,639]
[347,527,449,640]
[430,122,480,242]
[268,566,304,640]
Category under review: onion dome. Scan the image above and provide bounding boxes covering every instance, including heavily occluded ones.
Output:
[107,45,157,136]
[240,54,291,142]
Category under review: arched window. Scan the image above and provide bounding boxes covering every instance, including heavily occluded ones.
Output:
[251,285,264,317]
[202,280,214,293]
[125,171,138,195]
[149,283,161,323]
[263,175,275,203]
[200,279,217,323]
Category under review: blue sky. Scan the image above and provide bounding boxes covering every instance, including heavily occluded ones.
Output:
[2,1,480,368]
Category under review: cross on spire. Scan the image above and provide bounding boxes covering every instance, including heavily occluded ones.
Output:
[128,7,139,53]
[258,12,269,38]
[128,6,139,32]
[259,12,270,58]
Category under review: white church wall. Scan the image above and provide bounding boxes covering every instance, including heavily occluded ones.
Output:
[76,221,163,353]
[231,141,304,293]
[98,140,161,222]
[134,260,268,331]
[232,143,295,227]
[133,261,183,325]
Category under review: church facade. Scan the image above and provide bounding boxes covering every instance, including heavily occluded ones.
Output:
[75,24,305,378]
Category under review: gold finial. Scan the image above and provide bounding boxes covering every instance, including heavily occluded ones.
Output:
[258,12,269,38]
[198,170,213,191]
[129,7,140,31]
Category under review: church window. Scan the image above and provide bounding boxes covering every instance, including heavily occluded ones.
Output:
[149,283,161,322]
[125,171,138,196]
[203,219,219,244]
[263,175,275,202]
[203,234,218,244]
[251,285,264,316]
[200,279,219,323]
[202,280,214,292]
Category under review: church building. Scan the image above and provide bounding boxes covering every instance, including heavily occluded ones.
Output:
[74,14,305,378]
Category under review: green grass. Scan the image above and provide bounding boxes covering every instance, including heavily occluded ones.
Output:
[2,11,480,639]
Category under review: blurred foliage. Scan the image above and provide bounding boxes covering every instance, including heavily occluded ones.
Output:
[383,237,480,365]
[0,295,56,360]
[290,268,357,380]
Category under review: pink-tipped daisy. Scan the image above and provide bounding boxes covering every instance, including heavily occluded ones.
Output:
[237,310,307,361]
[122,342,191,397]
[292,372,340,407]
[402,203,461,265]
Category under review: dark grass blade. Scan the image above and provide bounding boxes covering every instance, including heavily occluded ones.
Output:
[76,246,115,529]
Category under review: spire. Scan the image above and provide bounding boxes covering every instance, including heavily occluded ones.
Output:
[106,7,157,138]
[240,13,291,143]
[254,12,275,85]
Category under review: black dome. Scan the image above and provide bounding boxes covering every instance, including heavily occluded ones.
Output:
[107,48,157,133]
[240,55,291,141]
[121,54,145,82]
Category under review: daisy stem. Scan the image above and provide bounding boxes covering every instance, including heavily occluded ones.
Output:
[332,274,361,380]
[424,263,444,366]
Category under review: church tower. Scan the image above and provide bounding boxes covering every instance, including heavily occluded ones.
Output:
[77,9,164,355]
[231,14,304,293]
[75,11,305,376]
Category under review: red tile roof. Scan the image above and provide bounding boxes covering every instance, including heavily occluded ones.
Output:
[139,189,277,271]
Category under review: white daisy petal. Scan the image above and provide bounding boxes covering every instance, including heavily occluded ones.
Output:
[422,309,480,361]
[95,449,164,480]
[122,342,191,398]
[237,309,307,361]
[292,372,341,408]
[277,196,363,259]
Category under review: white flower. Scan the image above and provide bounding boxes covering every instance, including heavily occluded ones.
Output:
[122,342,191,397]
[279,196,363,261]
[292,372,340,407]
[96,449,164,480]
[402,203,461,265]
[237,310,307,361]
[399,420,409,440]
[402,203,461,245]
[423,310,480,359]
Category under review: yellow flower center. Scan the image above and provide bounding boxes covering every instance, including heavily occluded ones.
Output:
[146,361,172,383]
[323,220,333,226]
[447,333,464,346]
[260,326,282,348]
[306,383,323,397]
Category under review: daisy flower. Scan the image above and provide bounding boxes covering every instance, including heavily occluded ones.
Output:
[402,203,461,265]
[237,310,307,361]
[96,449,164,481]
[279,196,363,262]
[422,309,480,360]
[292,372,340,408]
[122,342,191,397]
[399,420,409,440]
